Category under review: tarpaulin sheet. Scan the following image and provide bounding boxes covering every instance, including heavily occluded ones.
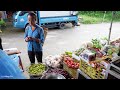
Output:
[0,49,25,79]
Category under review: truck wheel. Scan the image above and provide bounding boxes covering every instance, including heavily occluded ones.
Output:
[59,23,65,29]
[72,22,77,27]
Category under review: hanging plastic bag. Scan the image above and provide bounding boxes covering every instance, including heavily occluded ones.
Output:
[0,49,25,79]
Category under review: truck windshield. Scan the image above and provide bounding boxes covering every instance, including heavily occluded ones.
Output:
[19,11,29,16]
[19,11,37,16]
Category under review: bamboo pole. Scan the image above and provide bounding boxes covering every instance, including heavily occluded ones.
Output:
[107,11,116,45]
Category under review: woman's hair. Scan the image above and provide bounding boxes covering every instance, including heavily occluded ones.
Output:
[27,12,36,21]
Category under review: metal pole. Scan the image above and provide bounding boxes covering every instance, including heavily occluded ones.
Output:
[107,11,116,45]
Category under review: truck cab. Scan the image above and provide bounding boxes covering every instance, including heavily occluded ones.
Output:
[13,11,78,29]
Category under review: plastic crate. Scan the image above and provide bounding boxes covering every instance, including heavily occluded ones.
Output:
[79,59,105,79]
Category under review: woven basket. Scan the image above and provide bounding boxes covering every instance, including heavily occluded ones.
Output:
[27,63,48,79]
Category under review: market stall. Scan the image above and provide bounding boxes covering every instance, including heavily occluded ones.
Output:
[26,36,120,79]
[25,11,120,79]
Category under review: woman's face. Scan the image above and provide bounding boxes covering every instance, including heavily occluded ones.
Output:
[28,15,36,26]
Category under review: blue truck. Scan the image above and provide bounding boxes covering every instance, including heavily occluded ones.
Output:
[13,11,78,29]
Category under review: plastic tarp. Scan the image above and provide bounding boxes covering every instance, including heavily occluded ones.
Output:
[0,49,25,79]
[9,54,19,68]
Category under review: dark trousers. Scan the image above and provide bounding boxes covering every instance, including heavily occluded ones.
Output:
[28,51,43,64]
[0,37,3,50]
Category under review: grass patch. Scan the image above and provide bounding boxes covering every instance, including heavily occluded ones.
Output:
[78,11,120,24]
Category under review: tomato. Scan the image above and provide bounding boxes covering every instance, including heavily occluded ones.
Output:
[70,60,73,62]
[74,66,78,69]
[67,60,69,63]
[70,61,74,65]
[77,63,80,66]
[68,64,71,68]
[72,65,75,68]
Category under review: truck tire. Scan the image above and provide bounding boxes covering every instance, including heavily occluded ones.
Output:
[59,23,65,29]
[72,22,77,27]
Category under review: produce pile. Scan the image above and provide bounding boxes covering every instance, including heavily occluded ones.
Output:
[45,68,72,79]
[44,55,64,68]
[64,56,80,69]
[91,39,102,49]
[28,63,46,76]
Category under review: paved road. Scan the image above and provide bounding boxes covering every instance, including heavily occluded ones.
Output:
[0,22,120,78]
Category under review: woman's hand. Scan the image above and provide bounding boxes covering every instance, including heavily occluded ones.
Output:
[25,37,32,42]
[25,37,29,42]
[36,39,40,43]
[32,38,40,43]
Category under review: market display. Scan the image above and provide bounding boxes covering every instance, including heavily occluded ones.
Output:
[64,59,79,69]
[62,53,80,78]
[28,63,46,76]
[66,37,119,79]
[25,37,120,79]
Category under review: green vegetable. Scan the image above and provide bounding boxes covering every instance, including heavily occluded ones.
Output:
[92,39,102,49]
[65,51,72,57]
[107,49,113,55]
[28,64,46,75]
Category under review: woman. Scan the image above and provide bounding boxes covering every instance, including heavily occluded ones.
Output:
[24,12,45,64]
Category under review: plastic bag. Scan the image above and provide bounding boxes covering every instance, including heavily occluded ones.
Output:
[0,49,25,79]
